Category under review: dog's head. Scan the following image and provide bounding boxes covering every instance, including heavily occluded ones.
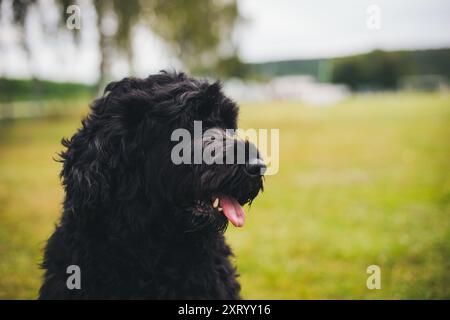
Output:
[61,71,264,232]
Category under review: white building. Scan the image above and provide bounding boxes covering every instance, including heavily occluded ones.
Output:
[224,75,350,106]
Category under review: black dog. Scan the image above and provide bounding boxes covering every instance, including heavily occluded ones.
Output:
[39,71,265,299]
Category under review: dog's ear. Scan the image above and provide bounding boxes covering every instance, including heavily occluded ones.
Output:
[59,98,142,215]
[192,81,223,117]
[190,81,239,129]
[101,78,152,126]
[59,133,116,214]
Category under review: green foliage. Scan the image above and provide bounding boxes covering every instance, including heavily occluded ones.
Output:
[147,0,240,77]
[247,49,450,89]
[0,0,242,83]
[410,49,450,76]
[111,0,141,53]
[205,55,249,80]
[332,50,415,90]
[331,49,450,90]
[248,59,323,79]
[0,78,95,102]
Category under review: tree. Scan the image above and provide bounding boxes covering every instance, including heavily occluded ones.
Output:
[0,0,242,88]
[332,50,416,90]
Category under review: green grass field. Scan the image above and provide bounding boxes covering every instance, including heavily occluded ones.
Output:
[0,93,449,299]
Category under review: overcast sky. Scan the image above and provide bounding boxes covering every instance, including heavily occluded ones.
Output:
[237,0,450,61]
[0,0,449,83]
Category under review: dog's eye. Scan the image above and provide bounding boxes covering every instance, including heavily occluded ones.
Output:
[203,135,215,142]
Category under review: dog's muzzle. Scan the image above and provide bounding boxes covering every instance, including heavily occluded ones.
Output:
[193,128,265,227]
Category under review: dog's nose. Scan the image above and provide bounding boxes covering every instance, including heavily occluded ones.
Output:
[245,158,266,176]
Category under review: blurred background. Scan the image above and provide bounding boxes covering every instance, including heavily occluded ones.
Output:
[0,0,449,299]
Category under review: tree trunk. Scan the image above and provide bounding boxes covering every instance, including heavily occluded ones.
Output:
[94,0,109,93]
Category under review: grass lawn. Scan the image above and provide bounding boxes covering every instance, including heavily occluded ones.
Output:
[0,93,449,299]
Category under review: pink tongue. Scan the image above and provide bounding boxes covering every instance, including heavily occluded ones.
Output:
[219,195,245,227]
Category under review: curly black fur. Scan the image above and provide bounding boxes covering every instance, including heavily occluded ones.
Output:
[39,71,264,299]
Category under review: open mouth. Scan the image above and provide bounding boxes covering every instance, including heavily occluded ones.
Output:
[194,195,246,227]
